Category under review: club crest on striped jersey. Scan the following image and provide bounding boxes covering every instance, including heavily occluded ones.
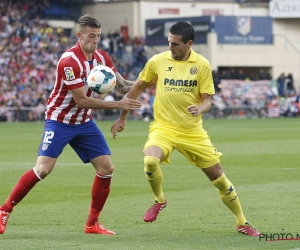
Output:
[190,68,198,75]
[64,67,75,80]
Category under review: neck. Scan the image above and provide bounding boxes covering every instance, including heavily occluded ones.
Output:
[181,49,191,61]
[78,42,93,60]
[83,51,93,60]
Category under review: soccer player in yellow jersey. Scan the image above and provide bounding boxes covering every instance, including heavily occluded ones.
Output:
[111,21,260,236]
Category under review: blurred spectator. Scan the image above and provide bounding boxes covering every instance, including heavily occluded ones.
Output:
[116,32,125,58]
[290,100,299,117]
[285,73,295,96]
[248,73,257,81]
[0,106,7,122]
[268,96,280,118]
[237,70,246,80]
[270,77,278,97]
[220,70,230,79]
[136,43,147,67]
[259,69,272,80]
[109,36,115,54]
[279,97,289,117]
[137,93,153,121]
[127,69,137,81]
[212,70,221,93]
[103,93,116,116]
[255,97,268,118]
[211,93,225,118]
[277,73,285,97]
[101,35,110,53]
[228,68,237,79]
[149,87,155,108]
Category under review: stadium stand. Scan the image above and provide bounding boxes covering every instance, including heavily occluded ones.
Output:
[0,0,299,122]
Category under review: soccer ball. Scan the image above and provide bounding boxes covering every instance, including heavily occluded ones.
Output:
[87,65,116,94]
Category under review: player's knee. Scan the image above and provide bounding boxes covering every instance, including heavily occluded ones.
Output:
[97,163,114,176]
[103,164,114,175]
[34,166,52,179]
[144,156,160,172]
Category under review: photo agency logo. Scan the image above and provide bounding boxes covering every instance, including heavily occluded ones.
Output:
[259,232,300,241]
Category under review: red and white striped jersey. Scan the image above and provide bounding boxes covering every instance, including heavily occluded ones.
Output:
[46,43,117,124]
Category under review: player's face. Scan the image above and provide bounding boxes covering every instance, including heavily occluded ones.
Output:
[78,26,101,55]
[168,33,192,61]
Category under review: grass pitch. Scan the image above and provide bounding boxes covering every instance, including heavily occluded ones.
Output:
[0,118,300,250]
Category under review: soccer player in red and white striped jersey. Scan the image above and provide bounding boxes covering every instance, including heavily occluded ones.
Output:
[0,14,142,235]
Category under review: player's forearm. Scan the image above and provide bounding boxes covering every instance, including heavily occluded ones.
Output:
[119,80,145,119]
[115,80,133,94]
[119,109,130,120]
[115,72,134,94]
[119,91,141,119]
[198,99,211,113]
[77,98,119,110]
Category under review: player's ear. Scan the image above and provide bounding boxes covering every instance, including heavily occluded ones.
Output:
[188,40,193,47]
[77,32,82,40]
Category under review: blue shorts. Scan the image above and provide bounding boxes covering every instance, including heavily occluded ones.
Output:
[38,119,111,163]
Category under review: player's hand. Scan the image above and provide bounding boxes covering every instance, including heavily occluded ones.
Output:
[111,118,126,139]
[117,96,142,110]
[187,104,200,116]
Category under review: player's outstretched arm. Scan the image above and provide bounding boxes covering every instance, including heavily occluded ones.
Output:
[111,77,156,139]
[70,86,142,110]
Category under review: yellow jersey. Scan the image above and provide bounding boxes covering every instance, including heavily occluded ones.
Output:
[138,49,215,131]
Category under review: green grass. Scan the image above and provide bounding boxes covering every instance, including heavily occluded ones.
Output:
[0,118,300,250]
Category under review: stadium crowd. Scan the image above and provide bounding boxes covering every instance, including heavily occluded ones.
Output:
[211,70,300,119]
[0,0,299,122]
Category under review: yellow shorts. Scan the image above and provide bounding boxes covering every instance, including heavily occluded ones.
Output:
[143,125,222,169]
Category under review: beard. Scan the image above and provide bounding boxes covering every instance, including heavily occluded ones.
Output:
[171,53,180,60]
[86,44,97,53]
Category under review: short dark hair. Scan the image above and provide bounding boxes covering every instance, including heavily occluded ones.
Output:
[77,14,101,32]
[169,21,194,43]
